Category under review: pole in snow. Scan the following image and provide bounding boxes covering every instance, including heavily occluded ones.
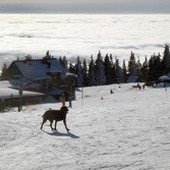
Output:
[18,78,23,112]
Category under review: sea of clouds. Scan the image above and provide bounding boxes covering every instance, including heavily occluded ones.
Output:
[0,14,170,67]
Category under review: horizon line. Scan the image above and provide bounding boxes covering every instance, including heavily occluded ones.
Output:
[0,12,170,15]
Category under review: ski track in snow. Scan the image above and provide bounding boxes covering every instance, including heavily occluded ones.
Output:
[0,83,170,170]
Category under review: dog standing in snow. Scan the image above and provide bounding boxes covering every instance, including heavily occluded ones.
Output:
[40,106,70,132]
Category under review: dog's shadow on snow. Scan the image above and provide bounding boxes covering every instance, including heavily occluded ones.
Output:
[42,130,80,139]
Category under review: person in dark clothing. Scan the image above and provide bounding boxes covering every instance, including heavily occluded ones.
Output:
[59,93,65,107]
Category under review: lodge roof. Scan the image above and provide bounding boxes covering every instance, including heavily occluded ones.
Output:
[10,57,66,80]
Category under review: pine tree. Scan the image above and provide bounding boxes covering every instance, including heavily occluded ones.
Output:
[128,51,137,76]
[148,53,162,82]
[82,59,88,86]
[68,63,75,74]
[162,44,170,73]
[46,50,50,58]
[1,63,8,80]
[62,56,68,70]
[75,56,84,87]
[115,58,123,83]
[127,51,138,82]
[110,54,116,83]
[136,57,142,82]
[95,51,106,85]
[122,59,127,83]
[104,54,113,84]
[141,56,149,82]
[88,55,96,86]
[59,56,68,70]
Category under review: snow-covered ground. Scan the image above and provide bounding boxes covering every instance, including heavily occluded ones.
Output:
[0,83,170,170]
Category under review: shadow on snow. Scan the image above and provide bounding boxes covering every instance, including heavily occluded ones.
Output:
[42,130,80,139]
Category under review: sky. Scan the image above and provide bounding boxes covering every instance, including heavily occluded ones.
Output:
[0,0,169,13]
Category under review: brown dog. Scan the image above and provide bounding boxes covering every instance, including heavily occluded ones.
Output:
[40,106,69,131]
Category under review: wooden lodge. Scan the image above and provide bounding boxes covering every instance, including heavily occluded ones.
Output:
[4,55,76,101]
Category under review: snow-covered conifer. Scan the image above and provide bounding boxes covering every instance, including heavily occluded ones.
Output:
[104,54,113,84]
[88,55,96,86]
[162,44,170,73]
[75,56,84,87]
[115,58,123,83]
[122,59,127,83]
[95,51,106,85]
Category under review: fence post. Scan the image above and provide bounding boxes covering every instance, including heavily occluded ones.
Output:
[18,78,23,112]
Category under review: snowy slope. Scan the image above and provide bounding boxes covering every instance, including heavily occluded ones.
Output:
[0,84,170,170]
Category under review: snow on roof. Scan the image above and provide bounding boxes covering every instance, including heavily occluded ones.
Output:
[66,72,77,77]
[158,75,170,81]
[13,58,66,80]
[0,81,44,99]
[48,88,64,95]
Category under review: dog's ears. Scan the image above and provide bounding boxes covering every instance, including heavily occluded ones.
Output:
[61,106,69,111]
[64,105,69,110]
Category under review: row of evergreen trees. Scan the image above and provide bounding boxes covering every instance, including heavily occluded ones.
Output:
[1,44,170,87]
[59,44,170,87]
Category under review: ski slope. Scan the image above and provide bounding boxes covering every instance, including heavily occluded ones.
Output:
[0,83,170,170]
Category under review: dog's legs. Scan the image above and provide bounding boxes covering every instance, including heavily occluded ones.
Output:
[40,123,43,130]
[40,118,47,130]
[54,121,57,131]
[50,120,54,131]
[63,119,70,132]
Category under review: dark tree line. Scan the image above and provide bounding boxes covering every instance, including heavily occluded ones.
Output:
[58,44,170,87]
[1,45,170,87]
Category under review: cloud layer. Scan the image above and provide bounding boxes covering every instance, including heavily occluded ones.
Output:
[0,14,170,67]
